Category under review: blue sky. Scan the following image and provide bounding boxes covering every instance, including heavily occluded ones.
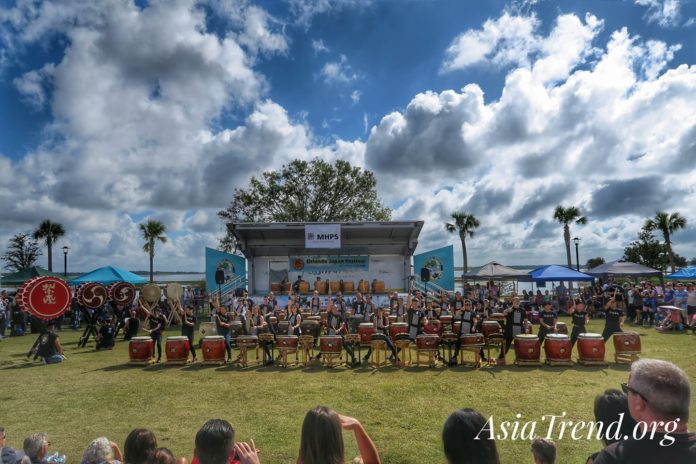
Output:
[1,0,696,272]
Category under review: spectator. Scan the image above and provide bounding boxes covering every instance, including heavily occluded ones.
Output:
[154,448,176,464]
[82,437,122,464]
[587,389,638,463]
[531,437,556,464]
[23,433,49,464]
[593,359,696,463]
[442,408,500,464]
[298,406,380,464]
[1,427,25,464]
[124,429,157,464]
[194,419,259,464]
[36,323,64,364]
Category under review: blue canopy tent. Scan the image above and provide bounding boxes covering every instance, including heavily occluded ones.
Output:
[69,266,147,285]
[528,265,594,283]
[666,266,696,280]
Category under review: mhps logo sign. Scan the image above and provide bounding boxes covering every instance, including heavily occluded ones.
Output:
[305,224,341,249]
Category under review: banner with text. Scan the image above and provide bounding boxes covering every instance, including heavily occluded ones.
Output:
[205,247,246,292]
[289,255,369,273]
[305,224,341,248]
[413,245,455,291]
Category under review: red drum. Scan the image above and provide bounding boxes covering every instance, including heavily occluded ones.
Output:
[320,336,343,353]
[528,311,540,324]
[78,282,109,309]
[110,282,136,305]
[21,276,72,320]
[460,333,484,346]
[482,321,501,338]
[276,335,298,349]
[578,333,605,363]
[613,332,641,354]
[165,336,190,363]
[544,334,571,361]
[358,323,376,345]
[202,336,226,363]
[556,322,568,335]
[424,319,442,336]
[514,334,541,362]
[416,334,440,349]
[440,315,453,332]
[236,335,259,348]
[389,322,408,339]
[129,336,153,363]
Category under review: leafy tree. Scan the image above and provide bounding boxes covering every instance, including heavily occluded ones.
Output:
[623,226,688,272]
[553,206,587,283]
[32,219,66,272]
[585,257,605,270]
[644,211,687,273]
[218,159,391,230]
[445,212,480,273]
[690,257,696,266]
[2,233,42,272]
[139,220,167,283]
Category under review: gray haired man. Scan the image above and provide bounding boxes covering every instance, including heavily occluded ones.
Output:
[23,433,49,464]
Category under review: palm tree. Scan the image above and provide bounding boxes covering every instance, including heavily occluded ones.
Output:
[644,211,687,273]
[32,219,66,272]
[139,220,167,282]
[445,212,480,274]
[553,206,587,273]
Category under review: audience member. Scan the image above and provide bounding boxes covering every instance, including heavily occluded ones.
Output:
[587,389,638,463]
[81,437,122,464]
[298,406,380,464]
[123,429,157,464]
[1,427,25,464]
[442,409,500,464]
[23,433,49,464]
[154,448,176,464]
[194,419,259,464]
[593,359,696,463]
[37,323,64,364]
[531,437,556,464]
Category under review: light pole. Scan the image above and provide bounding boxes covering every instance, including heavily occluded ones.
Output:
[573,238,580,272]
[62,246,69,277]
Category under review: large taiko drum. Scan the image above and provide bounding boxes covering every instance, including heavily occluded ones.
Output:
[460,333,484,347]
[320,336,343,353]
[199,322,217,339]
[276,335,298,349]
[202,336,226,363]
[18,276,72,320]
[78,282,109,309]
[373,281,385,293]
[556,322,568,335]
[544,334,572,362]
[578,333,605,363]
[424,319,442,336]
[301,319,320,339]
[358,323,376,346]
[236,335,259,348]
[416,334,440,350]
[482,321,501,339]
[315,281,327,294]
[165,336,190,363]
[299,282,310,293]
[330,282,340,294]
[230,321,244,339]
[613,332,641,354]
[140,283,161,307]
[278,321,290,334]
[389,322,408,339]
[440,315,453,332]
[270,282,282,293]
[514,334,541,363]
[129,336,154,364]
[343,281,355,293]
[109,282,136,306]
[357,280,369,293]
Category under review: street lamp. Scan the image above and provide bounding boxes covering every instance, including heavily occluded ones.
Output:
[573,238,580,272]
[62,246,69,276]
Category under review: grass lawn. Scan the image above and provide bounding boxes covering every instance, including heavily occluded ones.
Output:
[1,317,695,464]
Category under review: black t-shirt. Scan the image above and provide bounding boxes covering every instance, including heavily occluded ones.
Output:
[37,332,58,358]
[572,311,587,330]
[327,312,345,335]
[353,300,366,315]
[540,310,557,330]
[99,324,115,342]
[605,308,624,330]
[181,314,196,336]
[148,315,166,336]
[593,432,696,464]
[216,312,231,335]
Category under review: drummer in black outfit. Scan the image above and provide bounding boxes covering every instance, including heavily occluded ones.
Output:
[362,307,399,363]
[568,298,589,347]
[406,296,427,341]
[450,299,479,366]
[145,307,166,363]
[498,297,527,363]
[181,305,197,362]
[323,303,358,366]
[309,290,322,316]
[212,296,233,362]
[537,301,557,342]
[602,297,624,341]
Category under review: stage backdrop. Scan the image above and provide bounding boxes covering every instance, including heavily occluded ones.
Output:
[414,245,455,291]
[205,247,246,292]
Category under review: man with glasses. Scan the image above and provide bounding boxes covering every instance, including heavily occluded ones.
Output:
[593,359,696,463]
[22,433,50,464]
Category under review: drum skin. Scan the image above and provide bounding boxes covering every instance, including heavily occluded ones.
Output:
[544,334,571,360]
[424,319,442,336]
[460,333,484,346]
[141,283,161,305]
[556,322,568,335]
[514,334,540,361]
[578,333,605,361]
[202,336,226,361]
[276,335,298,349]
[21,276,71,319]
[416,334,440,349]
[613,332,641,353]
[482,321,501,338]
[320,336,343,353]
[389,322,408,339]
[358,323,376,345]
[165,336,190,362]
[130,337,154,362]
[110,282,136,306]
[78,282,109,310]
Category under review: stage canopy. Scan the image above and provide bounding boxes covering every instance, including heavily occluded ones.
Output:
[528,265,594,283]
[1,266,62,286]
[464,261,528,281]
[69,265,147,285]
[586,260,661,278]
[666,266,696,280]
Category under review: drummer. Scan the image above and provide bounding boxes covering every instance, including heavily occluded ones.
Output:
[288,304,302,336]
[498,297,527,364]
[364,295,376,322]
[451,291,466,313]
[406,296,427,341]
[212,295,233,363]
[363,306,399,363]
[334,292,348,316]
[537,301,557,342]
[568,298,589,347]
[181,305,197,363]
[145,307,166,363]
[309,290,322,316]
[249,304,272,363]
[324,303,358,366]
[390,296,406,322]
[450,299,479,366]
[602,297,624,341]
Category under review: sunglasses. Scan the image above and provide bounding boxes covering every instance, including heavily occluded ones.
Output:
[621,382,649,403]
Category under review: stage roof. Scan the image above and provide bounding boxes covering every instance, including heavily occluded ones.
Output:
[230,221,424,258]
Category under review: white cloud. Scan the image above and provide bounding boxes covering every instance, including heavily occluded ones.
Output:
[236,5,289,58]
[635,0,682,27]
[350,89,362,103]
[287,0,372,28]
[13,63,55,109]
[311,38,330,54]
[318,54,359,83]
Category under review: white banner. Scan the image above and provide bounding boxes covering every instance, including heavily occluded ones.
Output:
[305,224,341,248]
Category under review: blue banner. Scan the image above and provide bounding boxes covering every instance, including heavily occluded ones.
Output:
[205,247,246,292]
[414,245,455,291]
[289,255,369,273]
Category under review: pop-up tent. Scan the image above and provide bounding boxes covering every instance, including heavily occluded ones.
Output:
[528,265,594,283]
[0,266,63,286]
[666,266,696,280]
[69,266,147,285]
[464,261,529,280]
[586,260,661,278]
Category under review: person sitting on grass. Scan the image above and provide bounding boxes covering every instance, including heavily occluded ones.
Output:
[124,429,157,464]
[81,437,123,464]
[298,406,380,464]
[586,389,638,463]
[194,419,259,464]
[22,433,50,464]
[442,408,500,464]
[37,323,64,364]
[531,437,556,464]
[1,426,25,464]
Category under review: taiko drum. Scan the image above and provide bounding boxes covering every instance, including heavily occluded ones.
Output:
[320,336,343,353]
[514,334,540,362]
[129,336,154,363]
[358,323,376,345]
[544,334,571,361]
[202,335,226,362]
[578,333,605,362]
[613,332,641,354]
[165,336,190,363]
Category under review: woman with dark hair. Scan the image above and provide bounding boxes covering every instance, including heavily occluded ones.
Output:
[124,429,157,464]
[442,409,500,464]
[297,406,380,464]
[586,389,638,463]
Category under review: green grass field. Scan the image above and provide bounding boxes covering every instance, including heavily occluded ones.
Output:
[1,317,695,464]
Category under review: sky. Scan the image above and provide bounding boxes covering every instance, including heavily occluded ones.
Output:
[1,0,696,272]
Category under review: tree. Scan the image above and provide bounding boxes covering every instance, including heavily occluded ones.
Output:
[585,257,605,270]
[218,159,391,228]
[139,220,167,283]
[2,233,42,272]
[690,257,696,266]
[644,211,687,273]
[445,212,480,274]
[32,219,66,272]
[622,225,687,272]
[553,206,587,272]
